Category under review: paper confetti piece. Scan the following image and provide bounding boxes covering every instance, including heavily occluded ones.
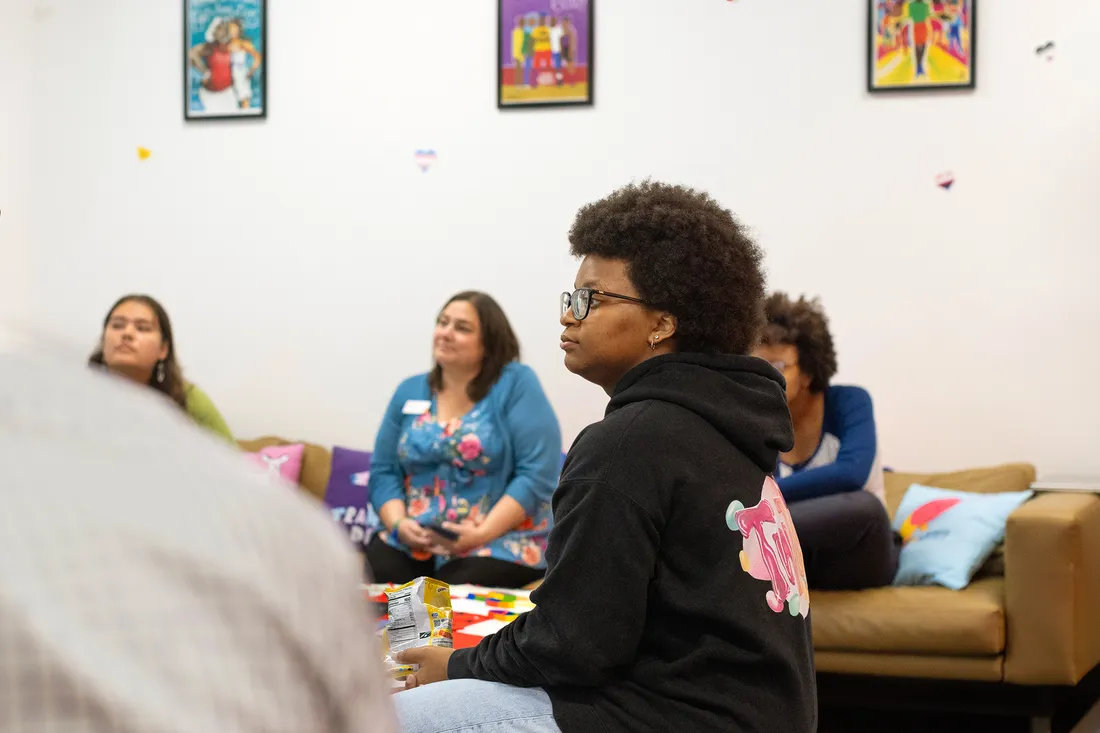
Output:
[137,147,151,160]
[414,149,437,172]
[1036,41,1055,60]
[935,172,955,190]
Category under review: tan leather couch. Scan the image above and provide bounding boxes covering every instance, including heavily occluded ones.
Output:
[812,462,1100,690]
[241,438,1100,696]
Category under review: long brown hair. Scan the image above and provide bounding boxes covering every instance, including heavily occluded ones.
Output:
[88,294,188,409]
[428,291,520,402]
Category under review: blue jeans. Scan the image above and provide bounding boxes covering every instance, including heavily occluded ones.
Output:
[393,679,561,733]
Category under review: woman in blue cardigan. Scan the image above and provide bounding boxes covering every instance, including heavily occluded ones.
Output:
[754,292,898,590]
[366,291,562,588]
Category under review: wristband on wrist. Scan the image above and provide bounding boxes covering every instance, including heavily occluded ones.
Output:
[389,516,410,533]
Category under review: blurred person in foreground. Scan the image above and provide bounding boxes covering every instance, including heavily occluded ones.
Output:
[0,321,397,732]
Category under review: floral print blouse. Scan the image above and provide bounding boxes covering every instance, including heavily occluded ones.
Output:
[369,363,562,570]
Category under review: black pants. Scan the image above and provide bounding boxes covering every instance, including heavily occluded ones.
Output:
[365,535,545,588]
[788,490,900,591]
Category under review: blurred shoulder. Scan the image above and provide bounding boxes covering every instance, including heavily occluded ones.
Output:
[393,373,431,400]
[828,384,873,407]
[493,362,548,397]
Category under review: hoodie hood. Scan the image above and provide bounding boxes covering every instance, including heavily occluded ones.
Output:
[607,353,794,473]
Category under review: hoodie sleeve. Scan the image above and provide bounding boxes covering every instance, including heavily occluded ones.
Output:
[448,479,659,687]
[777,386,878,502]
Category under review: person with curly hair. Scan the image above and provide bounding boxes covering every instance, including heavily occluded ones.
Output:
[392,181,817,733]
[755,292,899,591]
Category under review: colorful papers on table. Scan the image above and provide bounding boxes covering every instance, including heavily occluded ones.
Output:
[446,584,535,616]
[460,618,512,638]
[366,583,535,647]
[451,597,496,615]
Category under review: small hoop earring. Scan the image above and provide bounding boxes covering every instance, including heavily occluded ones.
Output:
[156,361,166,384]
[649,340,657,351]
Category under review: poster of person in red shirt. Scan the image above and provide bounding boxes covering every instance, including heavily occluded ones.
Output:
[186,0,266,119]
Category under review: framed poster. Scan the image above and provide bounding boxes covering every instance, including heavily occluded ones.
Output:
[184,0,267,119]
[498,0,594,109]
[869,0,975,92]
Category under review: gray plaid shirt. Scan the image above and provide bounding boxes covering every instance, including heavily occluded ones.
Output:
[0,344,397,732]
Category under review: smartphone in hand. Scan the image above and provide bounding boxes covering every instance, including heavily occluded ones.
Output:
[423,519,460,542]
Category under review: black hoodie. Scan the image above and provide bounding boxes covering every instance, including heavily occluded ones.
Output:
[449,353,817,732]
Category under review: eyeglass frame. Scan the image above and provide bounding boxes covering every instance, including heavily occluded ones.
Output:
[560,288,649,321]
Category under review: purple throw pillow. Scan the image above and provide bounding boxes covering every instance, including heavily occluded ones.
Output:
[324,446,377,550]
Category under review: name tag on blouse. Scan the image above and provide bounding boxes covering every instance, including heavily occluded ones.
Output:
[402,400,432,415]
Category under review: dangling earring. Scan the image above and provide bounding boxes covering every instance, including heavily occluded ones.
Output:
[156,361,166,384]
[649,337,659,351]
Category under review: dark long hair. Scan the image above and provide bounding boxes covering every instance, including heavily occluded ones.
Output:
[428,291,520,402]
[88,294,188,409]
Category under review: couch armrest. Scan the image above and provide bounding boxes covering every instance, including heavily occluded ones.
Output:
[1003,492,1100,685]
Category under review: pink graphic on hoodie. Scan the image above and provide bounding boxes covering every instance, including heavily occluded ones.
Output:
[727,475,810,617]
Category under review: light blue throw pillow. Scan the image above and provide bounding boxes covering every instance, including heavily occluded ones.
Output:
[892,484,1034,590]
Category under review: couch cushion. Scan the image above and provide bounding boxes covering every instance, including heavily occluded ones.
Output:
[811,576,1005,656]
[237,436,332,501]
[883,463,1036,520]
[892,484,1033,590]
[244,443,305,484]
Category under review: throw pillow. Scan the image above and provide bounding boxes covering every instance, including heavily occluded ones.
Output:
[324,446,378,549]
[245,443,305,485]
[893,483,1033,590]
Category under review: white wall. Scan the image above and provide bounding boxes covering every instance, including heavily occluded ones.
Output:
[0,0,33,328]
[23,0,1100,476]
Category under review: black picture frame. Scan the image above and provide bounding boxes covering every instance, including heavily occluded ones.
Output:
[867,0,976,93]
[183,0,268,120]
[497,0,595,110]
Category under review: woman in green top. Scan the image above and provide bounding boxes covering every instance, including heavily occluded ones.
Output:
[89,295,234,442]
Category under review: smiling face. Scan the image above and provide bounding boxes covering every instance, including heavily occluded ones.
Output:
[433,299,485,373]
[560,255,675,394]
[101,299,169,381]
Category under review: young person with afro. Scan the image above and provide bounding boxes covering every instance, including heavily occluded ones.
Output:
[392,181,817,733]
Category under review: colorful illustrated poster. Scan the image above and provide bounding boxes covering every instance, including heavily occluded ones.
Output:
[869,0,975,92]
[184,0,266,119]
[498,0,593,108]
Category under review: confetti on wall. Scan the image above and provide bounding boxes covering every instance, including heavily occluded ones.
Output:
[935,171,955,190]
[137,147,151,160]
[414,150,437,172]
[1036,41,1055,61]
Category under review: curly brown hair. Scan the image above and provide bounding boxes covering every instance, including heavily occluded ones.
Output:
[567,180,766,355]
[761,292,837,393]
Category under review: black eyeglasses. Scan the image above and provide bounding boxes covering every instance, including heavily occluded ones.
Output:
[560,288,648,321]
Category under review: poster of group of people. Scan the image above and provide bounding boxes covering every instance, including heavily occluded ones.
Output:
[184,0,266,119]
[870,0,975,91]
[498,0,593,108]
